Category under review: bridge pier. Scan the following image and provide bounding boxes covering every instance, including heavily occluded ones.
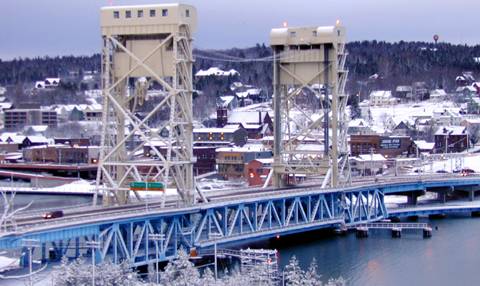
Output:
[356,227,369,238]
[407,193,419,205]
[391,228,402,238]
[471,211,480,217]
[423,227,432,238]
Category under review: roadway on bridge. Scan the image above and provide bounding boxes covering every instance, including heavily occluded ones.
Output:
[3,174,480,237]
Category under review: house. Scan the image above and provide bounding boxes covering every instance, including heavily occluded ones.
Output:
[347,119,374,135]
[35,78,61,89]
[395,86,413,99]
[227,110,273,139]
[429,89,447,100]
[216,144,272,180]
[245,158,273,186]
[369,91,398,106]
[412,140,435,155]
[193,125,248,146]
[350,154,387,176]
[434,126,468,153]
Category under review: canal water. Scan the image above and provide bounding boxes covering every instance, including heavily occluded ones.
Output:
[6,195,480,285]
[271,215,480,286]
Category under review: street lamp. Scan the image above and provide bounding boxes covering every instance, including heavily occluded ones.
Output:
[209,233,223,280]
[22,239,40,286]
[148,233,165,284]
[86,240,101,286]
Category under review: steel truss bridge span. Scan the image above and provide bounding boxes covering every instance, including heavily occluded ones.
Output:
[1,176,480,267]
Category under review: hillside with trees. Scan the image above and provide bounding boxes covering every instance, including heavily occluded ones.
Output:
[1,41,479,102]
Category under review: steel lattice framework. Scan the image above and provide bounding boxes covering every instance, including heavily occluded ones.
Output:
[270,24,349,188]
[96,4,197,206]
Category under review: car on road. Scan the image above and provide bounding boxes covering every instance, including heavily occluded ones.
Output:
[42,210,64,219]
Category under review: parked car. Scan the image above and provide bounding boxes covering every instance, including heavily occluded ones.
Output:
[436,170,449,174]
[42,210,64,219]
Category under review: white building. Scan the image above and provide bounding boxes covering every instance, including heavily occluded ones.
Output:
[369,90,398,106]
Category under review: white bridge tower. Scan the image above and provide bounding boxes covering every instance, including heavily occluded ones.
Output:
[270,23,349,188]
[96,4,197,206]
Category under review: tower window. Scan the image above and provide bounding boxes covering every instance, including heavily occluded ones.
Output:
[162,9,168,16]
[290,31,296,37]
[150,9,156,17]
[186,9,190,17]
[113,11,120,19]
[137,10,143,18]
[125,10,132,18]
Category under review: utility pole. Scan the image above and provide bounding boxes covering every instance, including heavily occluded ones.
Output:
[22,239,40,286]
[210,233,223,280]
[149,233,165,284]
[86,240,101,286]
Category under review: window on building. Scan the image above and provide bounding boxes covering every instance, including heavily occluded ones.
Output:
[290,31,296,37]
[125,10,132,18]
[150,9,156,17]
[137,10,144,18]
[162,9,168,16]
[312,30,317,37]
[113,11,120,19]
[185,9,190,17]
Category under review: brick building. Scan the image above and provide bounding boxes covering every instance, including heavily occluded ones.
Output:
[434,126,468,153]
[350,134,413,158]
[216,144,272,180]
[4,108,57,130]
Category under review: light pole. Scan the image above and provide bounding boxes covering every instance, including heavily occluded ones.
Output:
[148,233,165,284]
[86,240,101,286]
[22,239,40,286]
[209,233,223,280]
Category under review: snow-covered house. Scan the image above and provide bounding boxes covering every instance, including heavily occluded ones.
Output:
[434,126,468,153]
[347,119,375,135]
[227,110,273,139]
[369,90,398,106]
[35,78,61,89]
[350,154,387,176]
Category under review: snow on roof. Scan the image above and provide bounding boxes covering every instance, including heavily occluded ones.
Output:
[430,89,447,97]
[216,144,269,153]
[254,158,274,165]
[236,88,262,98]
[370,90,392,98]
[356,154,387,162]
[396,86,413,92]
[414,140,435,150]
[219,96,235,107]
[194,125,241,134]
[435,126,467,136]
[348,119,369,128]
[29,125,49,132]
[228,111,268,125]
[195,67,239,77]
[0,102,12,110]
[26,135,49,143]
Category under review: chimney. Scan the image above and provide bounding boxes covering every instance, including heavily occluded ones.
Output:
[217,107,228,128]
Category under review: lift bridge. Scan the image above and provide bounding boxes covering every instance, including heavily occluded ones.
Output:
[5,3,480,271]
[95,3,350,208]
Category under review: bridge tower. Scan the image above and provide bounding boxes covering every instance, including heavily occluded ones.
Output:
[270,23,349,188]
[97,4,197,206]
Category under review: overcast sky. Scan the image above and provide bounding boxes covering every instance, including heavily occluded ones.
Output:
[1,0,479,60]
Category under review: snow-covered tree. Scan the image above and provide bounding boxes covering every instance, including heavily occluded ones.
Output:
[284,255,305,286]
[160,249,201,286]
[303,258,322,286]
